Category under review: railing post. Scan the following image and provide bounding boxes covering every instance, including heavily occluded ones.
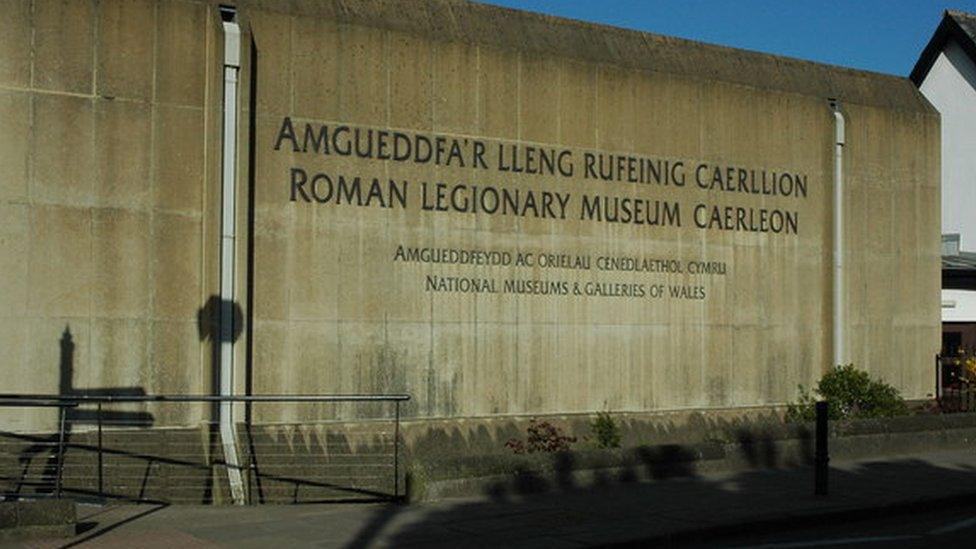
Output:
[55,404,67,498]
[960,379,965,413]
[0,393,414,504]
[393,400,400,501]
[814,401,829,496]
[97,402,103,496]
[246,412,252,506]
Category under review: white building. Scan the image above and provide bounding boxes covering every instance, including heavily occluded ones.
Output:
[913,10,976,353]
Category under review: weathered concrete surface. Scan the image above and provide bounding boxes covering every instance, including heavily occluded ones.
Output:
[0,415,395,505]
[4,408,973,505]
[16,449,976,547]
[0,0,941,433]
[403,411,976,501]
[0,423,236,505]
[0,499,75,541]
[237,0,941,423]
[0,0,222,433]
[244,0,934,112]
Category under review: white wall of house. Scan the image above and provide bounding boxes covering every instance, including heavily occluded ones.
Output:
[920,39,976,323]
[943,289,976,321]
[921,40,976,246]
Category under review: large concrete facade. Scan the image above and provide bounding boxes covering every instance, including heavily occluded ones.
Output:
[0,0,941,430]
[0,0,224,431]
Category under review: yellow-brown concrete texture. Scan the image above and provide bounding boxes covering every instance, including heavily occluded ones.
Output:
[0,0,223,432]
[0,0,941,432]
[237,0,940,422]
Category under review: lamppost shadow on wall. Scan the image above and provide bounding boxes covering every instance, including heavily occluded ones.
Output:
[197,295,244,414]
[197,295,246,503]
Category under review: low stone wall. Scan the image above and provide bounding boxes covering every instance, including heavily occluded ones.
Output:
[3,410,974,504]
[404,412,976,501]
[0,500,75,541]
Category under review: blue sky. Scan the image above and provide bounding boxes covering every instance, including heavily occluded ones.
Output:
[480,1,976,76]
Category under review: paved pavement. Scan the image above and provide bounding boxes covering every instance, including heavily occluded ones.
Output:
[694,501,976,548]
[8,448,976,548]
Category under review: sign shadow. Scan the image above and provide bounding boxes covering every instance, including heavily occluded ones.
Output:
[9,326,154,497]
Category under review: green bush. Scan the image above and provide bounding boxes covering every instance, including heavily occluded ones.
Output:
[589,412,621,449]
[785,364,908,422]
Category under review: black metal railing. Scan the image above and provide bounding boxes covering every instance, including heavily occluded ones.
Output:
[936,354,976,413]
[0,394,409,505]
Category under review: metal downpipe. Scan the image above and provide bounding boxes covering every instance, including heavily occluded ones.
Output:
[219,5,245,505]
[830,100,846,369]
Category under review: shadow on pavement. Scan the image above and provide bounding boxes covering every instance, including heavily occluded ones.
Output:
[63,503,170,548]
[346,448,976,548]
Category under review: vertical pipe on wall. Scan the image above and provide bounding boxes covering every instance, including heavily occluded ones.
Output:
[830,100,846,368]
[219,5,245,505]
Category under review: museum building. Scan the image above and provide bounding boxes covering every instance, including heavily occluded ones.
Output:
[0,0,941,432]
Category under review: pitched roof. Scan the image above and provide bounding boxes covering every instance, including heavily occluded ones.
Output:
[911,10,976,85]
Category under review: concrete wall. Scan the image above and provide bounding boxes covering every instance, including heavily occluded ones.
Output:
[0,0,224,431]
[0,0,941,431]
[239,0,940,423]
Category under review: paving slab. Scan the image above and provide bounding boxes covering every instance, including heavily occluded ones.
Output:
[7,448,976,548]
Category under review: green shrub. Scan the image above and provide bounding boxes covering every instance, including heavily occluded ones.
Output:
[785,364,908,422]
[785,386,819,422]
[589,412,622,449]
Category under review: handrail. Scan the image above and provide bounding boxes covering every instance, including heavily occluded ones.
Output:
[0,393,410,504]
[0,400,79,408]
[0,393,410,403]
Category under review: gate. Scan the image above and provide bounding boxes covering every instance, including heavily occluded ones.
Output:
[936,354,976,413]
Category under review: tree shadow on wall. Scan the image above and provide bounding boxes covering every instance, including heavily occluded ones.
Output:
[348,444,975,548]
[9,326,154,498]
[342,416,821,547]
